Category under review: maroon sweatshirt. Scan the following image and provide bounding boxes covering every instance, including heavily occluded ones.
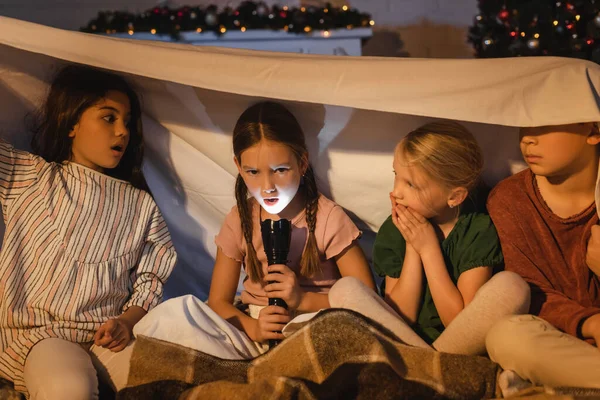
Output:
[488,169,600,342]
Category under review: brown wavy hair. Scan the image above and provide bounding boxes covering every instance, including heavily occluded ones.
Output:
[233,101,320,282]
[31,64,148,191]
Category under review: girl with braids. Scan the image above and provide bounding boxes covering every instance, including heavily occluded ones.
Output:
[210,101,374,346]
[136,101,374,358]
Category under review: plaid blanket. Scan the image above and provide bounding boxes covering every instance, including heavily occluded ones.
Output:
[118,309,501,400]
[0,310,597,399]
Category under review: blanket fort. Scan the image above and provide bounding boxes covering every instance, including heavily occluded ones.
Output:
[1,16,599,299]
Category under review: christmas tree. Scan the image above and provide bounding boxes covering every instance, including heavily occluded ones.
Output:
[469,0,600,63]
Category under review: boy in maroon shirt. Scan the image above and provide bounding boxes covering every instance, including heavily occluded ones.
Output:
[486,123,600,389]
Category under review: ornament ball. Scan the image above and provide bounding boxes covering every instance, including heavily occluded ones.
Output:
[527,38,540,49]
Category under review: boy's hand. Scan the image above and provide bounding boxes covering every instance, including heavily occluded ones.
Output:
[585,225,600,276]
[94,318,133,352]
[581,313,600,347]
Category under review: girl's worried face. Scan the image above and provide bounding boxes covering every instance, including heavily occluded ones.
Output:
[236,139,306,215]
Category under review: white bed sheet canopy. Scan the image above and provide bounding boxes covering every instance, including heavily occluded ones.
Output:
[1,16,599,299]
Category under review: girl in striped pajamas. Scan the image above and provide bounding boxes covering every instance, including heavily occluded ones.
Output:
[0,65,177,399]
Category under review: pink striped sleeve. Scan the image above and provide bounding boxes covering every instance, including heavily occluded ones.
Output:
[124,202,177,312]
[0,142,38,207]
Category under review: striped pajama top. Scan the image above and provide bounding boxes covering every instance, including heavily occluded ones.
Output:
[0,142,177,394]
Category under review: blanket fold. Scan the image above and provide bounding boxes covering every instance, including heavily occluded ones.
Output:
[119,309,500,400]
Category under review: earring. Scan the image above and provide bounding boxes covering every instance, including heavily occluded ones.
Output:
[300,175,305,185]
[449,204,454,209]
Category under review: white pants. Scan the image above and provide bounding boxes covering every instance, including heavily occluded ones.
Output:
[23,338,134,400]
[133,294,266,360]
[486,314,600,389]
[328,271,531,355]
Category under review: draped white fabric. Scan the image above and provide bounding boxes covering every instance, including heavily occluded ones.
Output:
[1,16,599,299]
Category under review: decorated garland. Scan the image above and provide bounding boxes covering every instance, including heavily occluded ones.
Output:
[81,1,374,39]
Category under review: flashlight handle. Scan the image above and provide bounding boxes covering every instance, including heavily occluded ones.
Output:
[260,218,291,349]
[267,270,288,349]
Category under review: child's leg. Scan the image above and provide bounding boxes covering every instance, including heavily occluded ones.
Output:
[328,277,431,349]
[433,271,531,355]
[133,294,264,360]
[486,314,600,389]
[24,338,98,400]
[88,341,135,392]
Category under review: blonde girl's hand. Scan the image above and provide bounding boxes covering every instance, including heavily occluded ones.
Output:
[93,318,133,353]
[394,205,438,255]
[264,264,304,310]
[253,305,291,344]
[390,193,403,232]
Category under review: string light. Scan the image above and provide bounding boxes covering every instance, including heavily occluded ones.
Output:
[84,2,373,38]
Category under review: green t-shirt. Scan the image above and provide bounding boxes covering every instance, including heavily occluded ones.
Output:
[373,212,504,344]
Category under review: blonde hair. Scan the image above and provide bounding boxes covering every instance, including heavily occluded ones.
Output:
[398,121,483,194]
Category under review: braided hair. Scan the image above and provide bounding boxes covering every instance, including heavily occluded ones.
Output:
[233,102,321,282]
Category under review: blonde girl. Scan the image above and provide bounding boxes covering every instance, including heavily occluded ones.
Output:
[329,121,530,356]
